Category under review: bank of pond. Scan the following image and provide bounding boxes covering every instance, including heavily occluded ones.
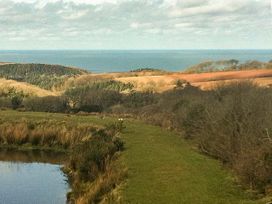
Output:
[0,117,126,204]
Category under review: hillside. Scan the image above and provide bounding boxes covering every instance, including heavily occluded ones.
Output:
[0,62,14,66]
[2,62,272,94]
[115,69,272,92]
[184,59,272,73]
[0,78,57,97]
[0,63,88,90]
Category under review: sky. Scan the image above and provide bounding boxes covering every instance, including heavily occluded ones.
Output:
[0,0,271,50]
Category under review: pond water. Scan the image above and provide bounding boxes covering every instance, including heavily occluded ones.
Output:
[0,149,69,204]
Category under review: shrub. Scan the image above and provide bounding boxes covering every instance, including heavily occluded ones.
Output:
[65,123,126,203]
[0,97,11,109]
[11,95,23,109]
[24,96,68,113]
[65,85,122,112]
[111,81,272,193]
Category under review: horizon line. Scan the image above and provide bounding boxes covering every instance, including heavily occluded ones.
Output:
[0,48,272,51]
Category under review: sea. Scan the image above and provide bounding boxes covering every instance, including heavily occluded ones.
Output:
[0,50,271,73]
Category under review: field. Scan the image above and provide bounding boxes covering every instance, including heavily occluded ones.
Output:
[115,69,272,91]
[1,61,272,94]
[0,110,264,203]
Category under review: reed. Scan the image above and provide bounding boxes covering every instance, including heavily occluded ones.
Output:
[0,120,100,148]
[0,117,126,203]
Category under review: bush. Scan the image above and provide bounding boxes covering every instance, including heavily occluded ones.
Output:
[66,123,126,203]
[24,96,68,113]
[181,82,272,192]
[123,91,157,108]
[112,81,272,193]
[0,97,11,109]
[11,95,23,109]
[65,85,122,112]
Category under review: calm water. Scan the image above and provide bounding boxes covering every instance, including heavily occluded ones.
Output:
[0,149,68,204]
[0,50,271,73]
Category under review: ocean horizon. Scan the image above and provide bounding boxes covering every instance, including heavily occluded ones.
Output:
[0,49,271,73]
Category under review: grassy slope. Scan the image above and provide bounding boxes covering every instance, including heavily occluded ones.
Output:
[0,63,87,90]
[121,122,260,204]
[116,69,272,92]
[0,78,57,97]
[0,111,261,204]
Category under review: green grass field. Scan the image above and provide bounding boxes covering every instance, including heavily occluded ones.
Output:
[0,110,262,204]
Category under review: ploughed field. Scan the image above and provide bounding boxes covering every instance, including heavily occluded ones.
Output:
[0,110,263,204]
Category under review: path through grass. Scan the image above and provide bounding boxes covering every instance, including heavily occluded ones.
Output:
[0,111,261,203]
[120,121,260,204]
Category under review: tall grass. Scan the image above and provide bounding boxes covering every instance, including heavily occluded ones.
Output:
[64,121,126,204]
[0,120,99,148]
[0,117,126,203]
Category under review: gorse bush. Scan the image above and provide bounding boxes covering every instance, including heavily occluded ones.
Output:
[123,91,158,108]
[85,80,133,92]
[0,87,25,109]
[24,96,68,113]
[182,82,272,193]
[0,97,12,109]
[65,85,122,112]
[65,121,126,204]
[65,76,134,92]
[69,128,123,182]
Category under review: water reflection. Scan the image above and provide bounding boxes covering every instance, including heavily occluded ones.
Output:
[0,149,69,204]
[0,148,67,164]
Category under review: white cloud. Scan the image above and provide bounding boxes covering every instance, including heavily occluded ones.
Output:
[0,0,271,49]
[9,0,119,5]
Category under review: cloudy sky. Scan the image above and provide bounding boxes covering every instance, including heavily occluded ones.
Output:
[0,0,271,49]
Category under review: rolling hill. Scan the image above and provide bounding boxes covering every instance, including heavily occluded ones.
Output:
[0,63,88,90]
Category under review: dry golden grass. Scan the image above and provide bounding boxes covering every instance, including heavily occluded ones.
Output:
[60,74,113,90]
[75,158,127,204]
[115,69,272,92]
[0,78,58,96]
[59,70,169,91]
[2,67,272,95]
[192,77,272,90]
[0,119,101,148]
[0,62,14,66]
[116,75,175,92]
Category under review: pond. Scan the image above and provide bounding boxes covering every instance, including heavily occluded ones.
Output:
[0,149,69,204]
